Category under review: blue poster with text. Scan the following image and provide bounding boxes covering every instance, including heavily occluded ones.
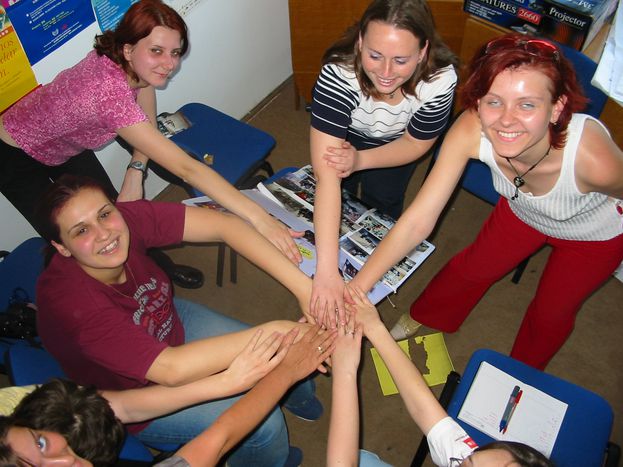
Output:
[6,0,95,65]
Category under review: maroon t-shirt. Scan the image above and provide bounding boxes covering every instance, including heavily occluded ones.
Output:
[37,200,185,390]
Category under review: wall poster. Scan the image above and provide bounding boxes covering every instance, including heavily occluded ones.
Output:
[5,0,95,65]
[0,4,38,112]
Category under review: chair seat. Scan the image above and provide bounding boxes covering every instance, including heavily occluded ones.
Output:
[448,349,614,467]
[169,102,276,196]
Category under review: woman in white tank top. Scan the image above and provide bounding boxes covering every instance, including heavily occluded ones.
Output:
[348,33,623,370]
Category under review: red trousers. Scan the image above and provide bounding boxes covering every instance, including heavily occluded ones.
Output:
[410,198,623,369]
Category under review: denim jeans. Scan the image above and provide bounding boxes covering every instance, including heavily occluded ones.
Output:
[359,449,393,466]
[136,298,315,467]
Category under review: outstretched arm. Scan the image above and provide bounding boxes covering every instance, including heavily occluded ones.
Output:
[327,322,363,467]
[105,329,290,423]
[116,121,303,265]
[182,206,313,321]
[174,325,337,467]
[311,127,349,326]
[346,286,447,434]
[146,319,310,387]
[348,111,480,294]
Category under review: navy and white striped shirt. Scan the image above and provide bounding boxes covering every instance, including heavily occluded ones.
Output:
[311,63,457,150]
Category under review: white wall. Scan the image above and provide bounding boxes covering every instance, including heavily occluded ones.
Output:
[1,0,293,250]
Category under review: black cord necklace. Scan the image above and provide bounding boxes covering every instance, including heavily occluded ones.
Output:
[503,146,551,200]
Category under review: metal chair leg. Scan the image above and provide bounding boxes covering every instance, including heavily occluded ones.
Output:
[216,243,225,287]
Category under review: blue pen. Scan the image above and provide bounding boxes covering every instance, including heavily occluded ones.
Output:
[499,385,521,432]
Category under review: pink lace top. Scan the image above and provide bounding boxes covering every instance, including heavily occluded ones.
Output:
[3,50,148,165]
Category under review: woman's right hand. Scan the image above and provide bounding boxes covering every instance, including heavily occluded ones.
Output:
[311,271,347,328]
[224,329,287,392]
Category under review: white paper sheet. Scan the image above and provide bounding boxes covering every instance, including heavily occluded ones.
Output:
[457,362,568,457]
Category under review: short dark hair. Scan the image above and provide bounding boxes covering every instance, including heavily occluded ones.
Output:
[35,174,115,244]
[11,379,124,467]
[476,441,555,466]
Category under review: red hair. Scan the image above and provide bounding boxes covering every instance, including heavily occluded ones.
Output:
[94,0,188,82]
[461,34,587,149]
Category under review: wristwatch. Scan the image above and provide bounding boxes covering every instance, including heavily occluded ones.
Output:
[127,160,147,177]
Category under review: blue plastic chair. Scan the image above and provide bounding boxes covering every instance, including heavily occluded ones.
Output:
[411,349,620,466]
[0,237,46,311]
[168,102,276,196]
[0,237,47,369]
[4,345,180,463]
[425,42,609,283]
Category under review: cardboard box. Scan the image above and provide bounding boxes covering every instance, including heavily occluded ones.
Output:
[539,0,618,50]
[463,0,545,35]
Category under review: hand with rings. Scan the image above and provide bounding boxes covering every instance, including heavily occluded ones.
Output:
[276,324,338,379]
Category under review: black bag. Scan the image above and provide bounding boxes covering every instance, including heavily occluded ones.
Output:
[0,287,37,340]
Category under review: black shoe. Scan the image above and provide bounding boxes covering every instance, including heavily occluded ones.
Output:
[169,264,204,289]
[148,249,204,289]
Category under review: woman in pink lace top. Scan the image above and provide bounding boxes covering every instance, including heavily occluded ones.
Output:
[0,0,302,265]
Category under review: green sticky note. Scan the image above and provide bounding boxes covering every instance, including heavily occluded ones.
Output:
[414,333,454,387]
[370,339,410,396]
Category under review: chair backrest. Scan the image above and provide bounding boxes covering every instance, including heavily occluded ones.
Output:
[168,102,276,197]
[0,237,46,311]
[447,349,614,467]
[457,41,608,206]
[6,344,66,386]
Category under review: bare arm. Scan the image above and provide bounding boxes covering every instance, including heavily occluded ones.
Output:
[327,323,363,467]
[145,320,309,386]
[182,207,312,320]
[118,87,156,201]
[311,127,349,326]
[104,329,289,422]
[324,132,437,174]
[116,122,303,264]
[174,326,337,467]
[348,111,481,293]
[575,119,623,198]
[347,286,447,434]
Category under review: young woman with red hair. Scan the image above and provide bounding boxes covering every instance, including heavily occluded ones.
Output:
[348,34,623,370]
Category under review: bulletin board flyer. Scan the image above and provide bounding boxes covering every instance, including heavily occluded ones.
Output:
[0,4,37,113]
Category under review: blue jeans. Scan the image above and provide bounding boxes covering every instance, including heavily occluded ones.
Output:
[359,449,393,466]
[136,298,315,467]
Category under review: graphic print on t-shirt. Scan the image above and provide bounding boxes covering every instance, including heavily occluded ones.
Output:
[131,277,174,341]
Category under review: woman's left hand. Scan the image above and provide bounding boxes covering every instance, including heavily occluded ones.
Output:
[224,329,288,392]
[253,215,303,264]
[323,141,358,178]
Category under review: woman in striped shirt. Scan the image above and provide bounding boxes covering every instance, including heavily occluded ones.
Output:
[309,0,458,323]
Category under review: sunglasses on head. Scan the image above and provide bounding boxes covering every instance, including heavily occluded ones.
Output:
[485,36,560,62]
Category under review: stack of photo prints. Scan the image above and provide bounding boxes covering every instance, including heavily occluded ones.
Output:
[184,165,435,304]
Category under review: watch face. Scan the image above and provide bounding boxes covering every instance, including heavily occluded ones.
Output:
[128,161,146,173]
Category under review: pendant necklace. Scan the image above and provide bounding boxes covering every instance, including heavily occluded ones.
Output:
[388,91,395,99]
[503,145,551,201]
[105,263,138,301]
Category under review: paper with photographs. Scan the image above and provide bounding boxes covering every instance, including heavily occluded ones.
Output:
[184,166,435,304]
